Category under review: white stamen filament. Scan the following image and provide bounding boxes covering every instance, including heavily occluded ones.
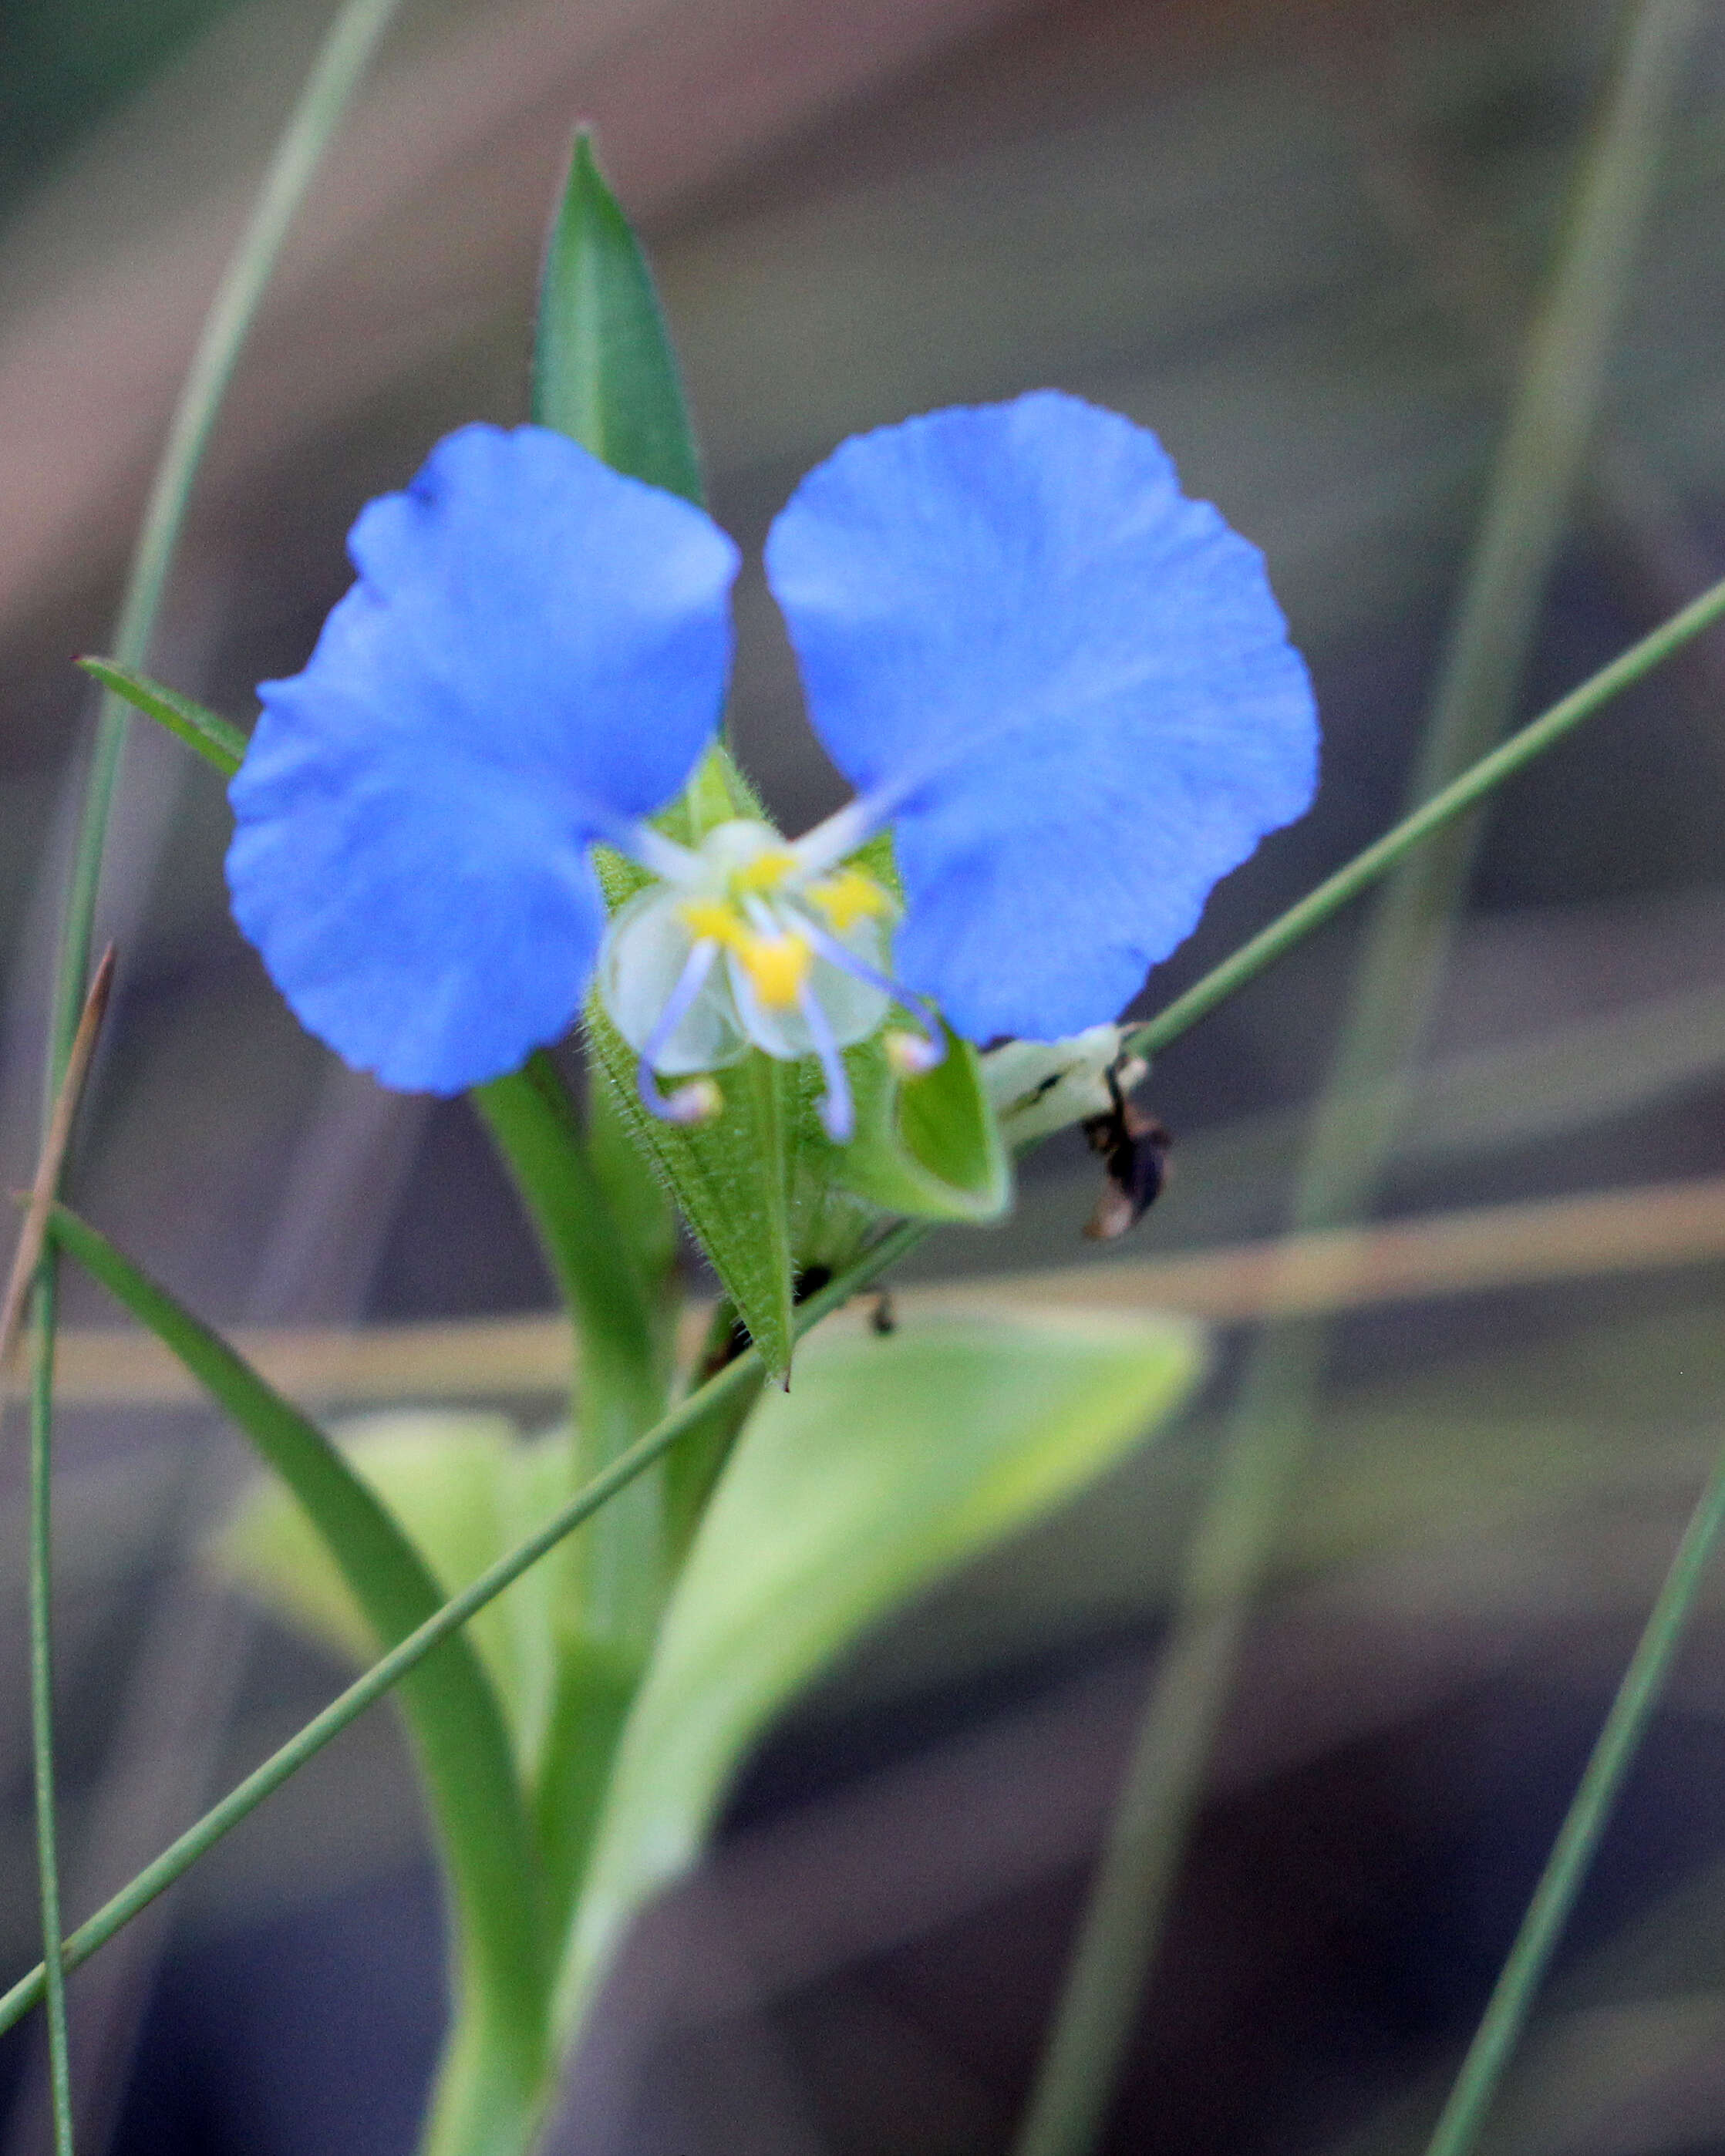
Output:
[797,983,855,1144]
[637,937,721,1121]
[795,915,946,1071]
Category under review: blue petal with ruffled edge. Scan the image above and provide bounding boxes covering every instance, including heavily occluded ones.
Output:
[763,391,1318,1042]
[227,423,739,1092]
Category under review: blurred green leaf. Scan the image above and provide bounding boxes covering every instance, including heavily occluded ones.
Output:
[76,659,244,775]
[213,1410,569,1778]
[48,1204,551,2077]
[554,1309,1207,2033]
[534,129,702,504]
[214,1411,654,1946]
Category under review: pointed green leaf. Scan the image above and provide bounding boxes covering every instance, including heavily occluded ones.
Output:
[585,1005,794,1379]
[554,1309,1207,2033]
[534,130,702,504]
[822,1026,1012,1223]
[76,659,246,776]
[46,1204,551,2071]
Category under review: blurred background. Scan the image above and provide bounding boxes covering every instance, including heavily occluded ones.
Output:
[5,0,1725,2148]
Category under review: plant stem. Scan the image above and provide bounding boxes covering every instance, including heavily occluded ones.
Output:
[1029,10,1697,2152]
[27,1269,72,2156]
[474,1058,665,1649]
[5,958,116,2156]
[49,0,407,1090]
[24,6,407,2144]
[1422,1433,1725,2156]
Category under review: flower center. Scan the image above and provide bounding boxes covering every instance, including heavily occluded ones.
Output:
[678,898,814,1010]
[599,815,937,1143]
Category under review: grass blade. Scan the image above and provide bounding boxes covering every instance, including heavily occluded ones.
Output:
[47,1204,551,2121]
[6,955,116,2156]
[1422,1434,1725,2156]
[1035,9,1701,2151]
[25,3,408,2141]
[73,661,244,777]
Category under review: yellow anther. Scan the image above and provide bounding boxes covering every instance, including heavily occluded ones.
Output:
[807,867,893,932]
[737,930,813,1009]
[678,898,746,949]
[733,848,800,896]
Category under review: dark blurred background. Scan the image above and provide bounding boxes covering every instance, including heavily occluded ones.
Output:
[5,0,1725,2150]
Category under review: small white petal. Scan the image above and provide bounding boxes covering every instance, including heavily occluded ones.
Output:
[598,888,749,1073]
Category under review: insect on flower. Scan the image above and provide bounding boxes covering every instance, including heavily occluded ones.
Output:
[226,392,1319,1143]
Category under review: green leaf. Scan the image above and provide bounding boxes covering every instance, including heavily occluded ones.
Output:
[211,1412,566,1776]
[585,1004,795,1380]
[76,658,246,776]
[46,1204,551,2083]
[824,1026,1012,1223]
[534,130,702,504]
[585,1066,680,1386]
[553,1309,1208,2034]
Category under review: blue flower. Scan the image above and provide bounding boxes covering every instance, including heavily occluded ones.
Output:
[227,392,1318,1138]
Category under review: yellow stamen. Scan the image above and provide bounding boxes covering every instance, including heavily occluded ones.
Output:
[807,867,893,932]
[679,898,746,950]
[738,930,813,1009]
[733,848,800,896]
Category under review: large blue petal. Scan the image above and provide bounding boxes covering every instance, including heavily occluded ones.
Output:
[227,423,739,1092]
[765,392,1318,1041]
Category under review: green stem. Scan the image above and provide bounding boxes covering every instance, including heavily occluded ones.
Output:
[1032,14,1700,2154]
[1421,1436,1725,2156]
[0,1220,925,2043]
[50,0,406,1088]
[22,5,407,2144]
[474,1056,666,1652]
[27,1270,73,2156]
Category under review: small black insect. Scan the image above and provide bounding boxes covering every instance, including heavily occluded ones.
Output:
[1080,1063,1170,1241]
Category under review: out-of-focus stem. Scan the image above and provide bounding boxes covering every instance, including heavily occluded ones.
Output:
[1020,8,1700,2152]
[26,6,409,2148]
